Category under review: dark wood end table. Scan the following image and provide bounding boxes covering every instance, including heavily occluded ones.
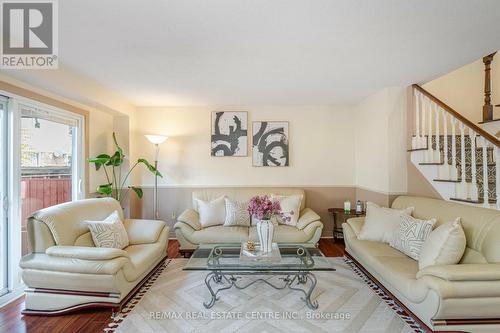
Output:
[328,208,366,243]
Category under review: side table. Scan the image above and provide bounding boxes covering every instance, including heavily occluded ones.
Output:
[327,208,366,243]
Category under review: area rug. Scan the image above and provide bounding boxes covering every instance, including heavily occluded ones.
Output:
[104,258,423,333]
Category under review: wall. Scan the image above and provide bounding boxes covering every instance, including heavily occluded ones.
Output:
[131,105,356,187]
[129,105,358,237]
[354,87,408,198]
[423,53,500,124]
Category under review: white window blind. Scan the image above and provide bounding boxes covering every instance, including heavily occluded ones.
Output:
[19,103,78,127]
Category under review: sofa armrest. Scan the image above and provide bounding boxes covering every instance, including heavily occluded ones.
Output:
[296,208,321,230]
[124,219,166,245]
[46,246,129,260]
[417,264,500,281]
[345,217,365,237]
[177,209,202,231]
[20,253,130,275]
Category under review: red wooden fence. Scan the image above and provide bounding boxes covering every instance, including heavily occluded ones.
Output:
[21,177,71,255]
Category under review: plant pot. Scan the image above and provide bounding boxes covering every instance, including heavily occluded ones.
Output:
[255,219,275,253]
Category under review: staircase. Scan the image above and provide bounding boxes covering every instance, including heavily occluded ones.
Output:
[409,84,500,209]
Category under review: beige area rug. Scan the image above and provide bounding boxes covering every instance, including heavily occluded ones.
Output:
[105,258,423,333]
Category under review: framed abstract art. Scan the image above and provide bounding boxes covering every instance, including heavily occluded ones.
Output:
[252,121,289,167]
[211,111,248,156]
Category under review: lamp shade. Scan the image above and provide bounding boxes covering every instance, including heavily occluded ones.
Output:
[145,134,168,145]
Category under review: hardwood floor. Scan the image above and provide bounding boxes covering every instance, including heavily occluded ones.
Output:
[0,239,344,333]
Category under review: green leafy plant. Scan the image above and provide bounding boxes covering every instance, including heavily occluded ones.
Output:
[89,132,162,204]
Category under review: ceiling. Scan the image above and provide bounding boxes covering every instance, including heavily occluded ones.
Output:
[7,0,500,106]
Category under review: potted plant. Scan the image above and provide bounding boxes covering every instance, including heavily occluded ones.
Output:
[247,195,289,253]
[88,132,161,206]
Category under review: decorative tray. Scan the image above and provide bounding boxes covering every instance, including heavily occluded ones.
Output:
[239,242,282,263]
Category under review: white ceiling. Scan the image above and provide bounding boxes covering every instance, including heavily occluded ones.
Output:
[8,0,500,106]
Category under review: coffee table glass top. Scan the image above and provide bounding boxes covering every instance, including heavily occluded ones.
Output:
[183,243,335,272]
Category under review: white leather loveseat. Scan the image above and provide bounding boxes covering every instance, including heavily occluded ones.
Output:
[19,198,169,315]
[343,196,500,333]
[174,188,323,255]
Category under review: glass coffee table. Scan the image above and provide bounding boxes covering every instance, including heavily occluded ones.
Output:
[183,243,335,310]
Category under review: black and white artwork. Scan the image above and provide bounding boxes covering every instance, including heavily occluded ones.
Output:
[211,111,248,156]
[252,121,289,167]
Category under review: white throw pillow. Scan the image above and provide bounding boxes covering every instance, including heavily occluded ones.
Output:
[196,196,226,228]
[358,202,414,244]
[419,218,466,270]
[390,215,436,260]
[224,198,250,227]
[86,211,129,249]
[271,194,303,227]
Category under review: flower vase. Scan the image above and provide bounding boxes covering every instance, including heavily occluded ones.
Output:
[256,219,274,253]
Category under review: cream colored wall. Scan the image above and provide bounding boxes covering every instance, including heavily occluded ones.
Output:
[423,53,500,123]
[130,106,356,187]
[87,111,115,193]
[354,87,407,195]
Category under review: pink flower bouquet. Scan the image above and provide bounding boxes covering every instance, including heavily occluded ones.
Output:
[247,195,291,223]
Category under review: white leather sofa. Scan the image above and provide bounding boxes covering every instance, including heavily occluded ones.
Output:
[174,188,323,255]
[19,197,169,315]
[343,196,500,333]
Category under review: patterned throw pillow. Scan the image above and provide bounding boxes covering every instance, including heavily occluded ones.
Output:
[224,198,250,227]
[390,214,436,260]
[86,211,129,249]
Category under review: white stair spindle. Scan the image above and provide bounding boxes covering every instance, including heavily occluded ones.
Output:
[414,90,420,149]
[451,118,458,180]
[435,104,440,161]
[422,96,427,149]
[439,110,450,179]
[427,99,433,162]
[482,138,489,207]
[458,123,467,199]
[469,130,478,201]
[496,146,500,210]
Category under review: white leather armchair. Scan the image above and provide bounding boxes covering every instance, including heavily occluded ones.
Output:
[19,197,169,315]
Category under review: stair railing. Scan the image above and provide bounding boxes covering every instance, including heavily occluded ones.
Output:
[412,84,500,208]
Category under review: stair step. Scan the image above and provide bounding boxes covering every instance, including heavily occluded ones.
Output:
[434,178,496,184]
[407,148,428,152]
[419,162,444,165]
[433,179,460,183]
[450,197,497,204]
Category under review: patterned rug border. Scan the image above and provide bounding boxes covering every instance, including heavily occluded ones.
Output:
[104,259,172,333]
[104,257,425,333]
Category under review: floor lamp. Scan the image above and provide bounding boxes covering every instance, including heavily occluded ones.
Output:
[145,134,168,220]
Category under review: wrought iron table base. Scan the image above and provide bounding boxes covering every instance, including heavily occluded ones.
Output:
[203,271,319,310]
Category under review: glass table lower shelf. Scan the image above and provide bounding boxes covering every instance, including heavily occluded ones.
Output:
[183,243,336,310]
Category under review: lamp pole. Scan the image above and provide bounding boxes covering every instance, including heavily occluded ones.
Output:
[145,135,168,220]
[153,143,160,220]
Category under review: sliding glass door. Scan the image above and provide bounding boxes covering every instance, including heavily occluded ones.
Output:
[20,104,84,256]
[0,94,85,303]
[0,97,7,297]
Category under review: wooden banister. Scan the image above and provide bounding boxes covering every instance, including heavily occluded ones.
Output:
[413,84,500,147]
[483,52,496,122]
